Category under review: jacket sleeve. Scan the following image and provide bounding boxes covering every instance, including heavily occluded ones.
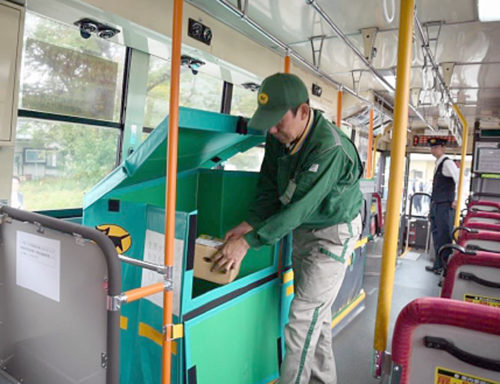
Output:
[244,144,359,248]
[246,134,281,229]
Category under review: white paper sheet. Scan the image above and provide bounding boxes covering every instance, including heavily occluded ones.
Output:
[141,229,184,315]
[16,231,61,302]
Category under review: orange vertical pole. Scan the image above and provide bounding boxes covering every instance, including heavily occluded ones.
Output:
[284,54,291,73]
[366,109,374,178]
[162,0,183,383]
[336,89,343,127]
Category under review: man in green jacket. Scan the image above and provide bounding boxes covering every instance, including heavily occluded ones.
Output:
[213,73,363,384]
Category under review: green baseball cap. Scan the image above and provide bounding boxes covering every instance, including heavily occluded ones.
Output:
[248,73,309,131]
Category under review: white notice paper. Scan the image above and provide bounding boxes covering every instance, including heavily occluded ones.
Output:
[142,230,184,315]
[16,231,61,302]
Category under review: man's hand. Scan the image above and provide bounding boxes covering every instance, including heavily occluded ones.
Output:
[452,200,457,209]
[212,237,250,273]
[224,221,253,241]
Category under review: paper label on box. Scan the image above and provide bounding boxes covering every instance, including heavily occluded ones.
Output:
[142,230,184,315]
[195,238,224,248]
[16,231,61,302]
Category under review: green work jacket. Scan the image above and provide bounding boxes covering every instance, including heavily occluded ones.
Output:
[244,110,363,249]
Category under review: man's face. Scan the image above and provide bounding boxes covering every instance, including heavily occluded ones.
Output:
[430,144,445,159]
[268,104,309,144]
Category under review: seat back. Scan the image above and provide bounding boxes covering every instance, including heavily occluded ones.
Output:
[468,200,500,213]
[441,250,500,305]
[391,297,500,384]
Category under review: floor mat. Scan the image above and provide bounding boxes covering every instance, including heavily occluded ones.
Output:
[400,250,422,261]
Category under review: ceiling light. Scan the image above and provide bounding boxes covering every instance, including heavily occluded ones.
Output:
[478,0,500,22]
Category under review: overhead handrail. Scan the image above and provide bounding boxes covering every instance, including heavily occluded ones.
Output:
[306,0,436,131]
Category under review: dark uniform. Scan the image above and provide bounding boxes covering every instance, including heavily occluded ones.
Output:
[427,138,457,273]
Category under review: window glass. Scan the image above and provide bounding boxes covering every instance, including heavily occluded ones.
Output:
[180,70,223,112]
[19,12,126,122]
[144,55,223,129]
[406,153,472,215]
[224,146,264,172]
[231,85,257,117]
[144,55,170,129]
[12,118,119,210]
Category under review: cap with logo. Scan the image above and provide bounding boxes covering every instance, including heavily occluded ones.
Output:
[428,137,448,146]
[248,73,309,132]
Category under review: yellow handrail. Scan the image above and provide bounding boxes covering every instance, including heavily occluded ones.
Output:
[162,0,183,383]
[372,0,415,377]
[453,105,469,228]
[284,55,290,73]
[366,109,374,178]
[336,89,343,127]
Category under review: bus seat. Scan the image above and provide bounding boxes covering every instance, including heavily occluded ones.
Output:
[390,297,500,384]
[468,200,500,213]
[463,211,500,226]
[458,229,500,253]
[441,250,500,304]
[464,221,500,233]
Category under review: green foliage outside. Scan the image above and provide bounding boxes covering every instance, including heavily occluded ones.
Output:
[20,178,92,210]
[144,55,258,129]
[14,13,123,211]
[20,13,125,121]
[15,12,260,210]
[16,119,119,210]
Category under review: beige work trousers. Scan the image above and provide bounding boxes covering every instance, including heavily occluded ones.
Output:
[280,214,362,384]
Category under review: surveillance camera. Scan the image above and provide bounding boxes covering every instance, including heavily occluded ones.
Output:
[188,18,212,46]
[80,21,99,34]
[190,21,203,38]
[80,29,92,39]
[98,28,117,39]
[202,27,212,44]
[74,18,120,41]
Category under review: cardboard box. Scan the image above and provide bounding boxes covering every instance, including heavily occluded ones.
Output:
[193,237,239,285]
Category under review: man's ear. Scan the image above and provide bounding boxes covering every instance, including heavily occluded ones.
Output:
[298,103,310,120]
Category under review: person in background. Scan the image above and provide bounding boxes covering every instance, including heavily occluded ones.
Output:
[425,137,459,274]
[212,73,363,384]
[10,176,24,209]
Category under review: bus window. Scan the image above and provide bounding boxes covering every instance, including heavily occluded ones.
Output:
[223,146,265,172]
[143,54,224,132]
[19,12,125,122]
[407,153,472,215]
[12,118,120,211]
[230,84,257,117]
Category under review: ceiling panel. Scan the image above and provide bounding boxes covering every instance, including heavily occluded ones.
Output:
[436,22,500,63]
[186,0,499,131]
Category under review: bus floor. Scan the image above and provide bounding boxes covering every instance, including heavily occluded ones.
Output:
[333,237,441,383]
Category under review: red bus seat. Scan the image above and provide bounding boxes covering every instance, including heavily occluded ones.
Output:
[441,250,500,306]
[468,200,500,213]
[391,297,500,384]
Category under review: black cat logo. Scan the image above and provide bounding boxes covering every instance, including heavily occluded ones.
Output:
[96,224,132,254]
